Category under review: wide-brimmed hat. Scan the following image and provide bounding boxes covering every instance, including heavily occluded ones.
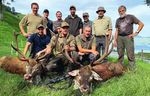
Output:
[83,12,89,17]
[70,5,76,10]
[96,6,106,13]
[61,22,69,28]
[37,24,44,29]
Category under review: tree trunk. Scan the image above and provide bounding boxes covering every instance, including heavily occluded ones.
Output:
[0,0,3,20]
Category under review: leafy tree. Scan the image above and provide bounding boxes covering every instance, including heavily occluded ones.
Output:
[146,0,150,6]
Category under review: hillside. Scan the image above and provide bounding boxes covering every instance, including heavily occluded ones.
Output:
[0,11,26,56]
[0,11,150,96]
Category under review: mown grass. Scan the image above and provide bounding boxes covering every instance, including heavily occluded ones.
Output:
[0,10,150,96]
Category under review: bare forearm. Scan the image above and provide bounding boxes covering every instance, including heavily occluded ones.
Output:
[20,25,25,34]
[137,21,144,33]
[23,44,30,55]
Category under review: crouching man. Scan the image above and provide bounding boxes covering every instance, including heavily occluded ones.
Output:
[23,24,50,83]
[75,26,99,65]
[37,21,76,73]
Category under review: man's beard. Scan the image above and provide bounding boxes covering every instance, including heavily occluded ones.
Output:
[120,14,126,18]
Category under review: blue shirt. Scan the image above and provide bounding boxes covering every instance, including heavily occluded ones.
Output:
[28,33,50,58]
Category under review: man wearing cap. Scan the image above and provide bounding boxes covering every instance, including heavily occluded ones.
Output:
[65,5,83,37]
[43,9,53,37]
[82,12,93,29]
[37,21,76,72]
[23,24,50,58]
[53,11,63,34]
[93,6,112,62]
[114,5,144,71]
[19,2,46,38]
[75,26,99,65]
[23,24,50,83]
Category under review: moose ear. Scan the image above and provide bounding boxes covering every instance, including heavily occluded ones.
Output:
[68,70,79,76]
[92,71,103,81]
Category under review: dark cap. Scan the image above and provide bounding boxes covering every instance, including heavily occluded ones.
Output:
[83,12,89,16]
[61,22,69,28]
[70,5,76,10]
[43,9,49,13]
[37,24,45,29]
[96,6,106,13]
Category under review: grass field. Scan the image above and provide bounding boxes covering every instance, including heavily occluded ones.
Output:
[0,10,150,96]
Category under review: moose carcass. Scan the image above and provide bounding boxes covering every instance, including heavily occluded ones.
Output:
[68,36,125,94]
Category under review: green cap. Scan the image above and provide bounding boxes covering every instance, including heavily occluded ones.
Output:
[61,22,69,28]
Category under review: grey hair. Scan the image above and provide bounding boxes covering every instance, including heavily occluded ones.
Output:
[118,5,127,11]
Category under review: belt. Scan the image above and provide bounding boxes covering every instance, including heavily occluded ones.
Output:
[118,34,129,36]
[95,35,105,37]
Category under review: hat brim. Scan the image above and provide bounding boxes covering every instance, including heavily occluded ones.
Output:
[37,26,44,29]
[61,26,69,28]
[96,10,106,13]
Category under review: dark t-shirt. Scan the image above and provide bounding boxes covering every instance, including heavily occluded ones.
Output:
[65,15,83,37]
[115,14,140,36]
[28,33,50,58]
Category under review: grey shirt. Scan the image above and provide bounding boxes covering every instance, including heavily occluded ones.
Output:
[65,15,83,37]
[115,14,140,35]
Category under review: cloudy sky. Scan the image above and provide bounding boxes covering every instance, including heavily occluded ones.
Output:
[4,0,150,37]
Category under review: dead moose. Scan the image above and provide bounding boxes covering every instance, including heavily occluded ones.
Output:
[0,33,45,76]
[68,36,125,94]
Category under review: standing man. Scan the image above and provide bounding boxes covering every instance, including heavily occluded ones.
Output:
[19,2,45,38]
[65,5,83,37]
[53,11,63,34]
[114,5,144,70]
[82,12,93,29]
[75,26,99,65]
[93,6,112,62]
[43,9,53,37]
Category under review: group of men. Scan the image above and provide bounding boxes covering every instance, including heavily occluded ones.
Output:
[19,2,144,82]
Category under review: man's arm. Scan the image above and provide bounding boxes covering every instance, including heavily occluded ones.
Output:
[128,21,144,38]
[19,15,29,38]
[114,28,118,47]
[23,42,31,55]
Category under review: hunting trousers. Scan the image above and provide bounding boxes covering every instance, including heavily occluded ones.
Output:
[95,36,108,61]
[117,36,136,70]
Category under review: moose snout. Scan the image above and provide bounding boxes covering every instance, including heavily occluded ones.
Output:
[80,84,90,93]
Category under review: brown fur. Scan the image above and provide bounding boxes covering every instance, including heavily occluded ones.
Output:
[92,62,124,80]
[0,56,37,75]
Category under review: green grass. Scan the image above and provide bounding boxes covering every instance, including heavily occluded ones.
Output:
[0,60,150,96]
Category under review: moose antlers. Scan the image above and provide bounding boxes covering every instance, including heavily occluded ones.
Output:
[93,35,114,65]
[11,32,45,62]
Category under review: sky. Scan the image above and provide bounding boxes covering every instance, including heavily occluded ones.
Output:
[4,0,150,37]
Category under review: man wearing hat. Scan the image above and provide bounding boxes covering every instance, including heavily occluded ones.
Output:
[82,12,93,29]
[93,6,112,62]
[37,21,76,72]
[65,5,83,36]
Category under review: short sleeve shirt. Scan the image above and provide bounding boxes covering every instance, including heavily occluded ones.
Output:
[28,33,50,57]
[93,16,112,36]
[76,34,96,49]
[115,14,140,35]
[65,15,83,36]
[19,13,45,34]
